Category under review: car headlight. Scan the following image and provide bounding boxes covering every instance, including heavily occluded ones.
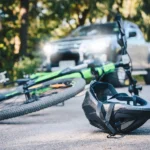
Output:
[90,39,109,52]
[43,43,58,56]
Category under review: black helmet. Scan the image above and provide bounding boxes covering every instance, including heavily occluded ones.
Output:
[82,81,150,136]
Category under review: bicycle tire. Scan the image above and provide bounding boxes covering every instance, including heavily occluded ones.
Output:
[0,78,85,121]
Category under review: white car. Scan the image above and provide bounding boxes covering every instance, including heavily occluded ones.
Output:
[42,21,150,86]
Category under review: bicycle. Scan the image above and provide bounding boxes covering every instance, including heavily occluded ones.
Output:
[0,60,118,121]
[0,14,136,122]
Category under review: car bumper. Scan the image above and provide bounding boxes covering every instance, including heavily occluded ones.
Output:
[50,51,80,67]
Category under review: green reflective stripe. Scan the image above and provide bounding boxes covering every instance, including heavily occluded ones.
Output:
[30,72,50,79]
[103,63,115,73]
[6,91,18,97]
[35,71,61,83]
[56,73,82,79]
[81,69,92,79]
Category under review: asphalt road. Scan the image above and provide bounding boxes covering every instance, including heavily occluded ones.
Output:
[1,85,150,150]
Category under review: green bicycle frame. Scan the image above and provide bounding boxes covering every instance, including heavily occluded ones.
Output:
[30,63,115,85]
[0,63,115,101]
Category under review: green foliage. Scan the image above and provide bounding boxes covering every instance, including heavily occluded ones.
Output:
[0,0,150,80]
[141,0,150,15]
[13,56,41,79]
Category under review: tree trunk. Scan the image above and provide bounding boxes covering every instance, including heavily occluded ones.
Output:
[107,14,112,22]
[147,26,150,41]
[78,8,89,26]
[19,0,29,56]
[116,0,123,14]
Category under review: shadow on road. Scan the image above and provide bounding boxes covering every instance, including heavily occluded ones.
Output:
[92,130,125,139]
[91,126,150,137]
[129,127,150,135]
[0,121,35,125]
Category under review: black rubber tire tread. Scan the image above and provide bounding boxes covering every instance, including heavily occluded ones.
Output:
[0,78,86,121]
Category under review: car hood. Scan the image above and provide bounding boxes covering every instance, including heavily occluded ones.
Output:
[52,34,116,43]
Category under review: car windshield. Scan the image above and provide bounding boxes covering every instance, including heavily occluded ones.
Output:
[69,23,119,37]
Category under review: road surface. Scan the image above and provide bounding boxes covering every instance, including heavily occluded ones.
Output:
[0,85,150,150]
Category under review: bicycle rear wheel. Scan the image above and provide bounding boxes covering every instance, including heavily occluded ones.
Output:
[0,78,85,121]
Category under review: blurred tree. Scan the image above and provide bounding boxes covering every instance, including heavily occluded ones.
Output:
[119,0,150,41]
[141,0,150,15]
[140,0,150,41]
[1,0,150,80]
[0,0,20,76]
[19,0,29,56]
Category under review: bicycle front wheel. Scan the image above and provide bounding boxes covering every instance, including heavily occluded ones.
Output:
[0,78,85,121]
